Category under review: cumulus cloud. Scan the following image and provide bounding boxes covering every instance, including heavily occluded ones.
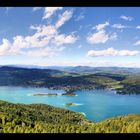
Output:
[33,7,63,21]
[120,15,133,21]
[0,8,77,58]
[10,25,57,53]
[112,24,127,29]
[32,25,57,38]
[55,10,73,29]
[87,30,109,44]
[42,7,63,20]
[87,48,139,57]
[6,23,77,57]
[0,39,11,55]
[33,7,63,20]
[93,21,109,31]
[30,25,42,32]
[87,21,117,44]
[134,40,140,46]
[53,34,78,46]
[136,26,140,29]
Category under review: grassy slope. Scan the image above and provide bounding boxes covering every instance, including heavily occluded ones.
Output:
[0,100,139,133]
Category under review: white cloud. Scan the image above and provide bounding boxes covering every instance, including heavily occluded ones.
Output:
[10,25,57,54]
[8,23,77,57]
[110,32,118,40]
[0,39,11,55]
[42,7,63,20]
[134,40,140,46]
[30,25,42,32]
[53,34,77,46]
[32,7,42,11]
[112,24,127,29]
[75,12,85,21]
[120,15,133,21]
[136,26,140,29]
[87,47,139,57]
[32,25,57,38]
[33,7,63,20]
[13,36,29,50]
[93,21,109,31]
[87,21,117,44]
[0,8,77,58]
[55,10,73,29]
[87,30,109,44]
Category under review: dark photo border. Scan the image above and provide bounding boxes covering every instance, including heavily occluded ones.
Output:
[0,0,140,140]
[0,0,139,7]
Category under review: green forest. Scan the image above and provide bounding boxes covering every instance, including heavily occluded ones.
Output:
[0,100,139,133]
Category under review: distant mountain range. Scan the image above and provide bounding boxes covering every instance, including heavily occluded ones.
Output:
[1,64,140,74]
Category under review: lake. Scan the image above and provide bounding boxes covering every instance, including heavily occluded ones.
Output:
[0,86,140,122]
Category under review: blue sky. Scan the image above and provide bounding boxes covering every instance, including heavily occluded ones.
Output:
[0,7,140,67]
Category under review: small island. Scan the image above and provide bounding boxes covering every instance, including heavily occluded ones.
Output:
[64,102,79,106]
[32,92,77,97]
[33,93,58,96]
[62,91,76,96]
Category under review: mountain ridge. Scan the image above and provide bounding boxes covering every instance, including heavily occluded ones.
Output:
[1,65,140,74]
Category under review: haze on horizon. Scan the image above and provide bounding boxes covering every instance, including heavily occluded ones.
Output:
[0,7,140,68]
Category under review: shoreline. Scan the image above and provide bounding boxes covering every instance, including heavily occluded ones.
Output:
[0,85,139,95]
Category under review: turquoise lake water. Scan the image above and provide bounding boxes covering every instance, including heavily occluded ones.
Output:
[0,86,140,122]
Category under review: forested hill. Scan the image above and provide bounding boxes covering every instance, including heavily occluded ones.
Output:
[0,100,139,133]
[0,66,139,94]
[0,66,79,86]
